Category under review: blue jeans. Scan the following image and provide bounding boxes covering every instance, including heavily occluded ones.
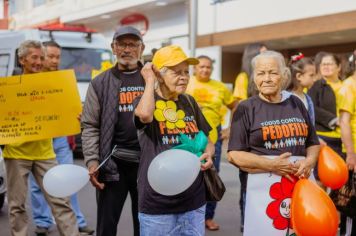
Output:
[29,137,87,228]
[139,205,206,236]
[205,126,222,220]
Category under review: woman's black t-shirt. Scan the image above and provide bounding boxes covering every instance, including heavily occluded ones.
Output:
[134,93,211,214]
[228,95,319,156]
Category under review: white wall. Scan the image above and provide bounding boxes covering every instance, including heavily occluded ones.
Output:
[198,0,356,35]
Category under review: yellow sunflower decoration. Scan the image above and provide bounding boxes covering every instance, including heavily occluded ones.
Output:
[154,100,186,129]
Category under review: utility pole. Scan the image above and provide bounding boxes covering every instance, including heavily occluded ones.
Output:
[189,0,198,58]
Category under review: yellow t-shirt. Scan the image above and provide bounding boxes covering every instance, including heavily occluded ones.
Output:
[339,76,356,152]
[233,72,249,101]
[316,79,343,138]
[3,139,56,160]
[186,76,235,128]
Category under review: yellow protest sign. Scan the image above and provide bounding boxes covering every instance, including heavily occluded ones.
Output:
[0,70,82,144]
[91,60,113,79]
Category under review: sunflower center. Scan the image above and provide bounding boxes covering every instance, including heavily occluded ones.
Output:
[163,108,178,122]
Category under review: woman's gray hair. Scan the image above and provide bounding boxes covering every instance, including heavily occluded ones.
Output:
[159,66,168,76]
[251,50,291,89]
[17,40,44,59]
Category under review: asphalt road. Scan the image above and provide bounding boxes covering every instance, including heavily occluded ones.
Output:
[0,143,243,236]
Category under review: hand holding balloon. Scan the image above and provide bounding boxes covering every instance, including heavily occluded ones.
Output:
[88,163,104,190]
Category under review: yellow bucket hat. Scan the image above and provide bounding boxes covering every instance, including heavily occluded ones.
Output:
[152,45,199,70]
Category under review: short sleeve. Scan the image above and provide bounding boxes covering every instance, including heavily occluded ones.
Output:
[339,83,355,114]
[223,84,235,107]
[228,101,250,151]
[132,95,146,130]
[233,72,248,101]
[292,96,319,148]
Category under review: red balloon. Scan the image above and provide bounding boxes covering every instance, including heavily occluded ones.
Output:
[291,179,338,236]
[318,145,348,189]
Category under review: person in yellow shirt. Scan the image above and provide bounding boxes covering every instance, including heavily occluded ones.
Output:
[186,55,237,231]
[308,53,343,152]
[339,54,356,236]
[233,43,267,103]
[2,40,79,236]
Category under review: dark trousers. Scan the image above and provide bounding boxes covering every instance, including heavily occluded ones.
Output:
[96,159,139,236]
[206,126,222,220]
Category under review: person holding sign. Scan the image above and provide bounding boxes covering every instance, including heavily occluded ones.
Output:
[227,51,320,235]
[28,41,94,236]
[81,26,145,236]
[2,40,79,236]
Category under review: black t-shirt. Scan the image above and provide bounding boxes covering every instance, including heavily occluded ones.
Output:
[228,95,319,156]
[112,66,145,151]
[134,94,211,214]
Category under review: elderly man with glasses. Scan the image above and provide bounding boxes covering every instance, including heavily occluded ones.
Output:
[81,26,145,236]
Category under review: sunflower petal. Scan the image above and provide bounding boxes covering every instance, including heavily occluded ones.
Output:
[154,109,166,122]
[156,100,166,110]
[177,110,185,119]
[166,100,177,110]
[175,120,186,128]
[166,121,175,129]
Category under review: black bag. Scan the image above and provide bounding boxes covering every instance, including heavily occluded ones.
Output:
[204,165,226,201]
[330,171,356,217]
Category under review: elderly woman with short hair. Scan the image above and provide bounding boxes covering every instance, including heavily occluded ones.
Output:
[134,45,214,236]
[227,50,320,235]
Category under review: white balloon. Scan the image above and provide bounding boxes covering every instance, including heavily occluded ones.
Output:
[147,149,201,196]
[43,164,89,198]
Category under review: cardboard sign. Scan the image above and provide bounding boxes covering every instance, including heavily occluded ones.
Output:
[0,70,82,144]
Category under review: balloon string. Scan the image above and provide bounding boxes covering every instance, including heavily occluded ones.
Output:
[94,145,117,172]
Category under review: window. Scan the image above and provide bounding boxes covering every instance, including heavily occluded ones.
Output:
[0,54,10,77]
[60,48,113,82]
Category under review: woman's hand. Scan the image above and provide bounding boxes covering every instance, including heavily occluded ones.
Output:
[346,153,356,171]
[270,152,295,181]
[141,62,158,86]
[292,158,315,178]
[200,153,213,171]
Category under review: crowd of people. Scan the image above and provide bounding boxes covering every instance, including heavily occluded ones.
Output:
[1,25,356,236]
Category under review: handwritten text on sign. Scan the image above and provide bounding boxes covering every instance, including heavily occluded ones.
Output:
[0,70,82,144]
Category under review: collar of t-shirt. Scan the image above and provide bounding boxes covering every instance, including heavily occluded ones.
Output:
[111,63,142,79]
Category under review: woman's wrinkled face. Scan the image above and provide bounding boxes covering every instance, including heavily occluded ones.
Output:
[254,57,282,97]
[161,61,190,95]
[320,56,340,78]
[297,64,316,89]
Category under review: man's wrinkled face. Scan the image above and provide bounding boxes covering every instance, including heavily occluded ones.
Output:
[44,46,61,71]
[111,35,144,68]
[20,47,44,74]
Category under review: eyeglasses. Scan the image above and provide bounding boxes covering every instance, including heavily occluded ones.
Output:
[114,41,141,50]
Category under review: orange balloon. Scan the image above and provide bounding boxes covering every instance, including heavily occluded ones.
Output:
[291,179,338,236]
[318,145,348,189]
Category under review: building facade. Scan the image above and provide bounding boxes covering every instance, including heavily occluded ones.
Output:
[7,0,356,83]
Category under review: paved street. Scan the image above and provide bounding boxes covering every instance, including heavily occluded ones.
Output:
[0,143,242,236]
